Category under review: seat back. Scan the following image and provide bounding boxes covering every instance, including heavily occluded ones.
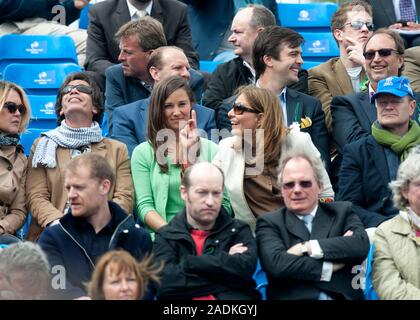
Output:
[79,3,93,29]
[20,128,47,156]
[199,60,223,74]
[0,34,78,75]
[253,260,268,300]
[364,243,379,300]
[277,2,338,31]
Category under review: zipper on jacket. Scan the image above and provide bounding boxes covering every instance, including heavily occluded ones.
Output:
[108,215,131,248]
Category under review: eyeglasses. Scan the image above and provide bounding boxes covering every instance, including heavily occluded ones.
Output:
[3,101,26,115]
[342,21,374,31]
[62,84,93,95]
[232,102,260,115]
[363,48,400,60]
[282,180,313,190]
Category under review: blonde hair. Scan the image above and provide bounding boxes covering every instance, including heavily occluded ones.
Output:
[0,80,31,133]
[87,250,162,300]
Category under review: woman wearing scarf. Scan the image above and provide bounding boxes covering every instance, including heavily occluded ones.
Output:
[26,72,134,241]
[0,81,30,236]
[373,146,420,299]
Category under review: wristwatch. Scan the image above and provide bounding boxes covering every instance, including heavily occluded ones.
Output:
[301,242,309,255]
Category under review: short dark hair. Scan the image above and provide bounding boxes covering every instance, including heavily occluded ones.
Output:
[182,162,225,190]
[330,0,372,32]
[116,17,167,51]
[55,72,104,125]
[363,28,405,75]
[253,26,304,79]
[65,153,115,187]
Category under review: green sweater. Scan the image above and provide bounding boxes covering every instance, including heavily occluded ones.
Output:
[131,138,232,227]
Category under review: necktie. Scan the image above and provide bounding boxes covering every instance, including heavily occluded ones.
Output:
[136,10,148,20]
[399,0,417,22]
[302,214,313,233]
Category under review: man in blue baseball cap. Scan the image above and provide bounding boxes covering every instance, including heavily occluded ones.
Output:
[338,76,420,240]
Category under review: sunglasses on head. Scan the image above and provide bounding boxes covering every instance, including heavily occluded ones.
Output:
[343,21,374,31]
[62,84,93,95]
[282,180,313,190]
[232,102,260,115]
[3,101,26,115]
[363,48,400,60]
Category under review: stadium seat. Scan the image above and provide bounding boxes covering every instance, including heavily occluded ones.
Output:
[199,61,222,73]
[253,260,268,300]
[213,51,237,63]
[0,34,78,76]
[28,95,58,128]
[301,32,339,59]
[15,215,31,241]
[20,128,47,156]
[364,243,379,300]
[277,2,338,31]
[79,3,93,29]
[2,63,81,93]
[302,60,322,70]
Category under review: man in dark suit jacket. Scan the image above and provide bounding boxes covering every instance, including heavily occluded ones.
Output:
[256,150,369,300]
[367,0,420,48]
[331,29,420,154]
[338,76,420,228]
[112,97,216,156]
[85,0,198,85]
[245,25,329,167]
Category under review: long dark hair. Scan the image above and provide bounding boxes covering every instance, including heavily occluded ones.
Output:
[147,75,195,173]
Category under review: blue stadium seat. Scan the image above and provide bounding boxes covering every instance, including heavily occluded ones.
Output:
[0,34,78,75]
[253,260,268,300]
[79,3,93,29]
[277,2,338,31]
[302,60,322,70]
[2,62,81,94]
[15,215,31,241]
[28,95,58,128]
[20,128,47,156]
[364,243,379,300]
[301,32,339,59]
[213,51,237,63]
[199,60,222,73]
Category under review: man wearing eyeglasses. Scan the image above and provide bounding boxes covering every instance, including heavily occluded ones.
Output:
[309,0,373,135]
[331,29,420,178]
[256,148,369,300]
[338,76,420,233]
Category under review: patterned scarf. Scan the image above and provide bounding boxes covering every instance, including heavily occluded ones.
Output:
[0,133,20,147]
[371,120,420,161]
[32,120,103,168]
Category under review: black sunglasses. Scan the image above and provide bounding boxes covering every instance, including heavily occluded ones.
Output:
[232,102,260,115]
[343,21,374,31]
[363,48,400,60]
[3,101,26,115]
[282,180,313,190]
[62,84,93,95]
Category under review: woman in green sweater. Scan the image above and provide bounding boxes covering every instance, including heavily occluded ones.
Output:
[131,76,230,233]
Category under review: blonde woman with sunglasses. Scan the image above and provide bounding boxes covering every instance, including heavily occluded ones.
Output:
[0,80,31,236]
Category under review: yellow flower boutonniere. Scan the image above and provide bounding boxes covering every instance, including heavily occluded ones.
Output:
[300,116,312,129]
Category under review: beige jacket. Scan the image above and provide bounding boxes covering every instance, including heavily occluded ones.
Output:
[308,57,366,134]
[402,47,420,93]
[373,211,420,300]
[0,145,27,234]
[25,137,134,241]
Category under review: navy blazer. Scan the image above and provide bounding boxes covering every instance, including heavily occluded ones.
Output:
[367,0,420,29]
[337,136,401,228]
[104,64,205,134]
[112,97,217,156]
[331,92,420,154]
[256,201,369,300]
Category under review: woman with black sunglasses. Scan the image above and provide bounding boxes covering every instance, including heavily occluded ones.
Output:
[213,85,334,233]
[0,80,31,236]
[25,72,134,241]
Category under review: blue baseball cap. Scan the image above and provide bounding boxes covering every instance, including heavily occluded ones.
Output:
[371,76,415,103]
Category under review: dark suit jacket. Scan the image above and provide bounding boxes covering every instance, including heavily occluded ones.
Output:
[337,136,402,228]
[85,0,198,78]
[331,92,420,154]
[104,63,205,134]
[111,97,217,156]
[256,201,370,300]
[367,0,420,28]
